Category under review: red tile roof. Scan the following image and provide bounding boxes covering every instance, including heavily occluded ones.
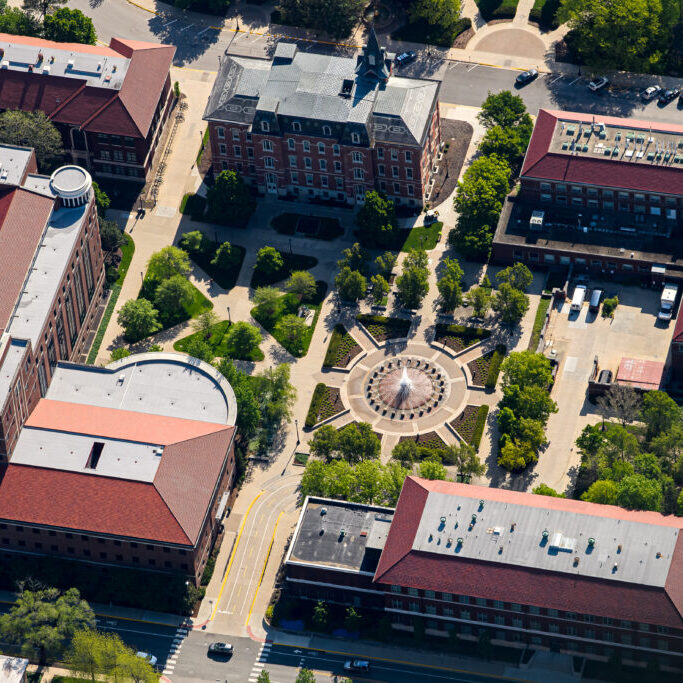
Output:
[0,187,54,335]
[0,400,235,544]
[0,34,174,138]
[374,478,683,627]
[522,109,683,195]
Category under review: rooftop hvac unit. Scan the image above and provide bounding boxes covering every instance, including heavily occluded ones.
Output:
[0,61,8,70]
[67,59,74,69]
[42,66,50,75]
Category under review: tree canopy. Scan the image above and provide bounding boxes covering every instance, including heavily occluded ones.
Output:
[396,249,429,309]
[492,282,529,325]
[43,7,96,44]
[0,110,64,172]
[355,191,397,247]
[117,298,161,342]
[478,90,531,130]
[255,246,284,275]
[410,0,462,29]
[206,169,255,225]
[336,266,367,302]
[224,321,262,359]
[437,256,464,311]
[147,246,191,281]
[277,0,365,39]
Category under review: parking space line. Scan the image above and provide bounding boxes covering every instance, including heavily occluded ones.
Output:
[179,23,194,32]
[567,76,581,86]
[548,74,564,85]
[467,63,478,72]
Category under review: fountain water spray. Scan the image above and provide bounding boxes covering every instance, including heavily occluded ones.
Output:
[398,366,413,399]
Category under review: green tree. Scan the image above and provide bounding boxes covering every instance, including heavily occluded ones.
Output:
[0,110,63,172]
[533,483,565,498]
[192,309,219,338]
[275,314,309,353]
[498,438,537,471]
[338,242,370,273]
[437,256,464,311]
[641,391,681,440]
[597,384,642,428]
[109,347,131,362]
[295,668,317,683]
[92,181,110,218]
[99,219,124,252]
[558,0,664,72]
[634,452,662,480]
[447,441,486,478]
[404,248,429,271]
[224,321,262,360]
[396,256,429,309]
[0,7,41,36]
[336,267,367,302]
[616,474,663,511]
[255,246,284,275]
[353,460,383,503]
[375,251,397,278]
[185,337,214,363]
[492,282,529,325]
[501,384,557,424]
[252,364,297,427]
[418,456,448,480]
[206,169,255,225]
[300,459,330,498]
[369,274,389,305]
[381,461,410,505]
[278,0,365,39]
[309,424,339,460]
[601,424,640,464]
[154,274,193,322]
[479,122,533,169]
[338,422,380,463]
[147,245,191,281]
[355,189,397,246]
[465,286,491,318]
[581,479,619,505]
[478,90,530,129]
[211,241,234,270]
[0,588,95,664]
[22,0,65,20]
[495,262,533,292]
[253,286,282,319]
[180,230,205,254]
[392,439,420,466]
[43,7,96,44]
[286,270,317,300]
[501,351,553,389]
[312,601,329,630]
[410,0,461,29]
[257,672,272,683]
[117,298,161,342]
[344,606,362,632]
[325,459,356,499]
[215,359,261,439]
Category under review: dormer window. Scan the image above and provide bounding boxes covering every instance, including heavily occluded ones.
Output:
[322,125,331,136]
[293,121,301,132]
[351,132,360,144]
[261,121,270,132]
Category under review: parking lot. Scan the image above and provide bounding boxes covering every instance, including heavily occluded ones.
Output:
[535,282,676,493]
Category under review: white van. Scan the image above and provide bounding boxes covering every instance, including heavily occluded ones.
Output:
[571,285,587,312]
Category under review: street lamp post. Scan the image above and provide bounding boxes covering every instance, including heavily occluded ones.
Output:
[227,306,231,325]
[294,418,300,445]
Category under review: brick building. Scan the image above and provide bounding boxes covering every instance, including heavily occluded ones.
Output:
[492,109,683,283]
[0,146,105,459]
[286,478,683,671]
[0,33,175,182]
[0,353,238,585]
[203,31,441,207]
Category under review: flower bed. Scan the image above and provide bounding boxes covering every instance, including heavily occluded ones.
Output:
[357,314,410,342]
[450,405,489,450]
[323,324,363,368]
[468,344,507,388]
[399,431,448,450]
[305,383,344,428]
[434,323,491,353]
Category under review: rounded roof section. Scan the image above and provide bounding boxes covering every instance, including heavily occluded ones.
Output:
[49,165,92,199]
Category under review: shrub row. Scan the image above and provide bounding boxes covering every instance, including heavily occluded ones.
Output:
[485,344,508,390]
[323,324,345,367]
[471,405,490,450]
[436,323,492,341]
[305,383,328,428]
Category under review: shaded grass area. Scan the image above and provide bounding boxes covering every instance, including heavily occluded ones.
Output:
[272,212,343,240]
[196,126,210,166]
[184,238,246,291]
[173,320,264,361]
[529,0,561,30]
[476,0,520,21]
[451,405,490,450]
[180,192,207,221]
[357,314,410,342]
[400,222,442,252]
[528,296,551,351]
[392,17,472,47]
[251,282,327,357]
[434,323,491,353]
[323,324,362,368]
[305,383,344,428]
[86,234,135,364]
[250,250,319,288]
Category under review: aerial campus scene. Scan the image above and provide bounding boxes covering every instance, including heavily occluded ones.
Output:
[0,0,682,682]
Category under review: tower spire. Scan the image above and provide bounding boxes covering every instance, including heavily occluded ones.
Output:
[355,26,391,81]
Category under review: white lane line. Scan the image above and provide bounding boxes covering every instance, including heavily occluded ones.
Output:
[548,74,563,84]
[567,76,581,86]
[467,63,478,72]
[163,19,178,27]
[179,23,194,32]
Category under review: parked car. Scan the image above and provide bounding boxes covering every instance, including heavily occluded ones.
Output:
[424,209,439,225]
[208,642,234,656]
[344,660,370,672]
[516,69,539,86]
[641,85,662,101]
[395,51,416,67]
[136,652,158,667]
[589,288,603,313]
[588,76,609,92]
[659,87,681,104]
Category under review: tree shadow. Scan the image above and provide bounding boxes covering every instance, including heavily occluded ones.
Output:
[269,344,295,365]
[89,0,105,7]
[147,14,221,67]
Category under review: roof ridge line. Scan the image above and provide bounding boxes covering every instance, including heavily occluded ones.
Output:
[152,480,193,545]
[48,81,87,120]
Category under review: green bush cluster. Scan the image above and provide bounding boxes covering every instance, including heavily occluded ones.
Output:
[357,314,411,341]
[529,0,561,30]
[476,0,520,21]
[485,345,507,390]
[471,405,490,450]
[435,323,492,351]
[323,324,360,368]
[306,383,329,428]
[392,17,471,47]
[602,296,619,318]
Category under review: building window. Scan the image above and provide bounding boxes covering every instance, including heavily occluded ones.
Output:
[290,172,298,184]
[100,150,111,160]
[540,182,551,191]
[352,151,363,163]
[444,607,454,617]
[406,168,413,180]
[319,159,327,171]
[126,152,136,163]
[354,168,364,180]
[426,605,437,615]
[233,146,242,158]
[261,121,270,132]
[378,164,385,176]
[306,174,313,186]
[334,161,342,173]
[379,180,386,192]
[393,182,400,194]
[351,133,360,144]
[321,175,328,188]
[336,177,344,190]
[246,132,252,142]
[262,140,273,152]
[289,156,297,168]
[377,148,384,160]
[219,144,227,155]
[407,185,414,196]
[292,121,301,132]
[322,125,331,136]
[264,157,275,169]
[392,166,399,178]
[495,616,505,625]
[318,142,325,154]
[460,610,471,620]
[113,150,124,161]
[304,157,312,169]
[333,144,340,156]
[458,595,470,604]
[408,588,418,597]
[391,149,398,161]
[218,127,226,139]
[287,138,295,150]
[405,151,412,163]
[391,585,401,593]
[303,141,311,153]
[475,598,487,606]
[247,148,254,159]
[409,602,419,612]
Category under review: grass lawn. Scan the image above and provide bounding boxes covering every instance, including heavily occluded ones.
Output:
[251,281,327,357]
[250,250,318,288]
[272,212,343,240]
[86,233,135,364]
[530,0,561,30]
[196,126,209,166]
[173,320,265,361]
[294,452,309,465]
[392,17,471,47]
[185,239,246,291]
[400,222,442,252]
[528,296,551,351]
[476,0,520,21]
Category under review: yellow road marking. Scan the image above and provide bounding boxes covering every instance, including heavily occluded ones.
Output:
[210,489,264,621]
[245,510,283,626]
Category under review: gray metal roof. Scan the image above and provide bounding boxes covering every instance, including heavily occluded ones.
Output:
[0,145,33,185]
[414,491,679,588]
[204,41,439,146]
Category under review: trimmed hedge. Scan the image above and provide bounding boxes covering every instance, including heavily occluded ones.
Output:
[476,0,519,21]
[322,324,360,368]
[471,405,490,450]
[435,323,491,351]
[528,295,551,351]
[529,0,561,30]
[357,314,411,341]
[306,383,328,428]
[485,344,508,390]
